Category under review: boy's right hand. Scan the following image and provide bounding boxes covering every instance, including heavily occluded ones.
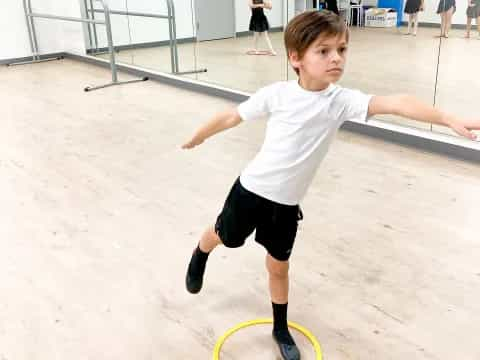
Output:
[182,136,204,149]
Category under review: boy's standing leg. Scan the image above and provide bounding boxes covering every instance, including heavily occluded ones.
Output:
[267,254,301,360]
[186,225,221,294]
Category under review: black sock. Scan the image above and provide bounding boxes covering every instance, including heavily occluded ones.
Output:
[188,245,209,276]
[195,244,210,260]
[273,302,288,331]
[272,302,295,346]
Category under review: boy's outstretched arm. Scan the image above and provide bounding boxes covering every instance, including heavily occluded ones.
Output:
[368,95,479,140]
[182,108,242,149]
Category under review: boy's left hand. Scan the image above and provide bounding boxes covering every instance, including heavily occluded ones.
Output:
[446,116,479,140]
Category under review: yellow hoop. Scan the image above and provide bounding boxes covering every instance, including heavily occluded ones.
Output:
[212,318,323,360]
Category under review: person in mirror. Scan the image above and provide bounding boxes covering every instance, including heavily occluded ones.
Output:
[183,10,480,360]
[436,0,456,37]
[322,0,339,14]
[465,0,480,38]
[404,0,424,35]
[247,0,277,55]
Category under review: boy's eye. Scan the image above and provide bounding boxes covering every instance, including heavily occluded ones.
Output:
[320,49,328,55]
[339,47,347,53]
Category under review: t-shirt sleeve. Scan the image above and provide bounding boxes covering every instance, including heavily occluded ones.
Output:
[237,85,273,121]
[337,88,373,125]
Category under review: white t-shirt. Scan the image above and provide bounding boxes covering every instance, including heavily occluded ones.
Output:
[237,80,372,206]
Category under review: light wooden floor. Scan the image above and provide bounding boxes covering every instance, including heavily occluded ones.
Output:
[1,59,480,360]
[100,26,480,139]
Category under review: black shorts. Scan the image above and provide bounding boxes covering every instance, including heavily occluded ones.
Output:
[214,178,303,261]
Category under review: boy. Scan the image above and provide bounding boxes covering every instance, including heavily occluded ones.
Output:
[182,11,478,360]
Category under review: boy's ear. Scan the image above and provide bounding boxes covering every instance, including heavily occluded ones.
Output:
[288,50,301,69]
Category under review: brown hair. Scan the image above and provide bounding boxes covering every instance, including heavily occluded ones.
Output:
[284,10,349,75]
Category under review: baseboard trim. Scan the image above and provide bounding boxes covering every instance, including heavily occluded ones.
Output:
[0,52,66,65]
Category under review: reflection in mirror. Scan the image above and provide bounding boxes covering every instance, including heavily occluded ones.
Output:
[287,0,438,131]
[433,0,480,139]
[87,0,199,75]
[285,0,477,141]
[82,0,478,141]
[83,0,129,55]
[188,0,289,92]
[85,0,289,93]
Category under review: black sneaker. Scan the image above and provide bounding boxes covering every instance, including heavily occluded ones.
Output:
[185,250,207,294]
[272,329,301,360]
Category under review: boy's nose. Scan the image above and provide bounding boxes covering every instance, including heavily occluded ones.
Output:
[331,52,341,63]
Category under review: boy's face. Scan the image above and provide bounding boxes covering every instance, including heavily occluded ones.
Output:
[289,33,348,86]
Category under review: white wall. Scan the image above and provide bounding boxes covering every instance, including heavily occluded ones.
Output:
[0,0,86,61]
[0,2,31,60]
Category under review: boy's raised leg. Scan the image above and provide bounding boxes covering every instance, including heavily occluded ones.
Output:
[186,226,222,294]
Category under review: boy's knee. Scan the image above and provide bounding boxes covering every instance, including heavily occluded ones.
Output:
[213,221,246,248]
[268,264,289,279]
[206,226,221,242]
[212,227,244,248]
